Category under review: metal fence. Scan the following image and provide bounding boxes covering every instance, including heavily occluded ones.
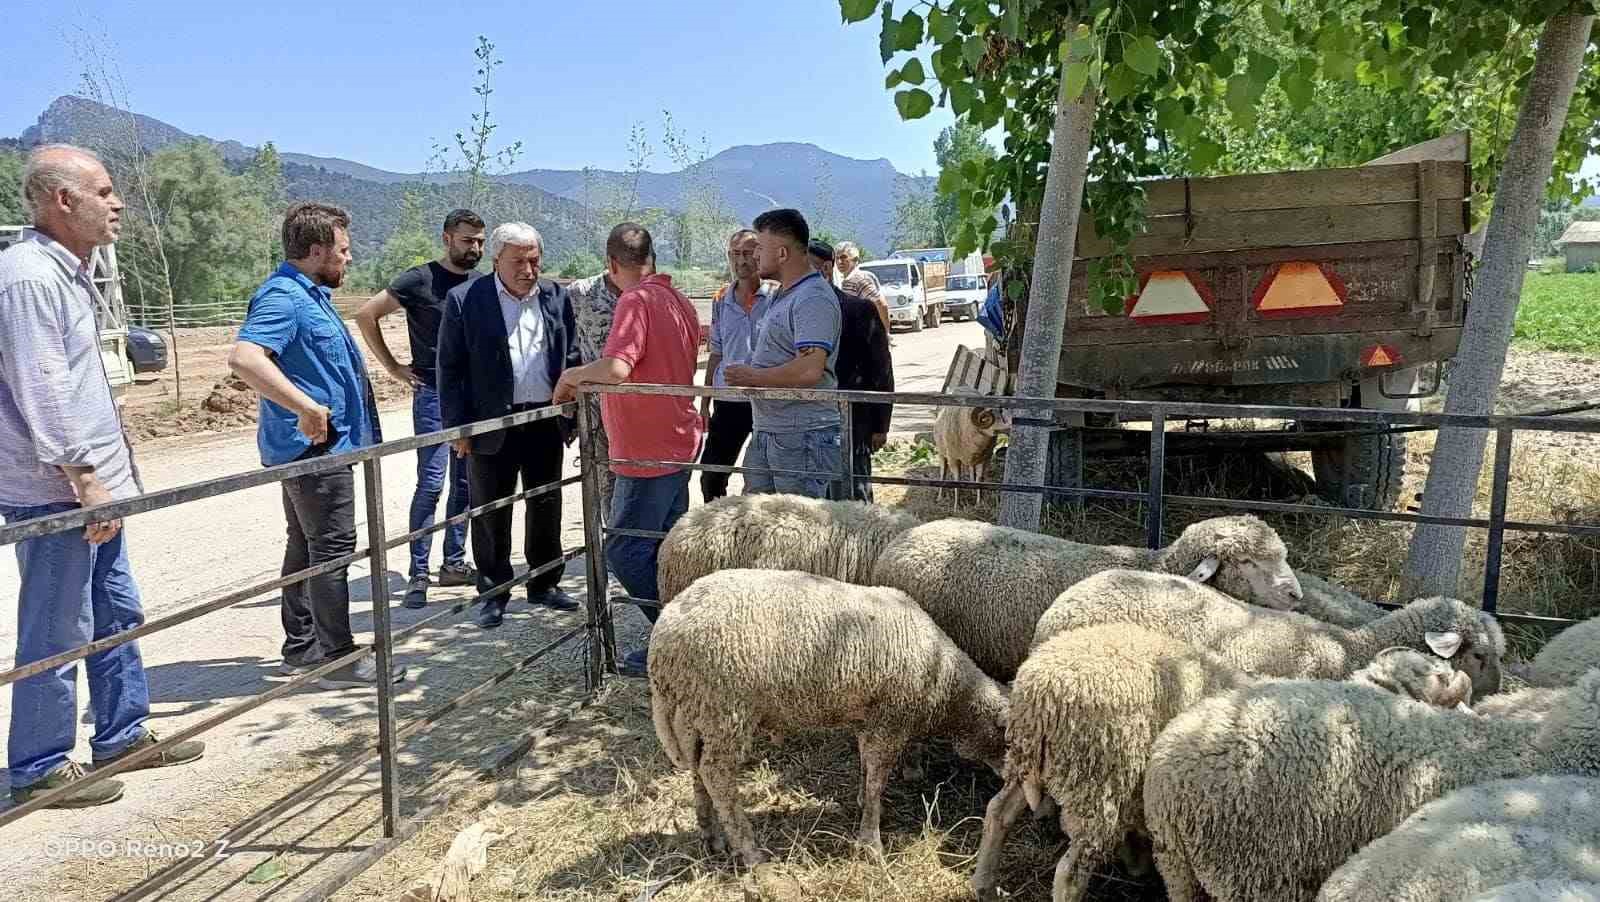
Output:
[2,383,1596,898]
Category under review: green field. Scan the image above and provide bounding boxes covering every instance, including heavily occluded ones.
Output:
[1513,270,1600,353]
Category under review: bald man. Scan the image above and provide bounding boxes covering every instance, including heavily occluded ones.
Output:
[0,145,204,808]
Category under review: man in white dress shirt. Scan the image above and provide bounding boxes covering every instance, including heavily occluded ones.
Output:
[437,222,581,628]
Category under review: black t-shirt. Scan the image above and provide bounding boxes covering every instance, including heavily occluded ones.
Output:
[388,261,472,387]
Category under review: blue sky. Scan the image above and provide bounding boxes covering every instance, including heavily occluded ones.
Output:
[2,0,1596,185]
[0,0,959,176]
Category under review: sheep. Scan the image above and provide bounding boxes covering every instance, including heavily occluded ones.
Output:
[870,515,1302,680]
[1141,669,1600,902]
[971,626,1471,902]
[654,494,921,605]
[647,569,1008,866]
[1293,569,1386,628]
[1467,881,1600,902]
[1032,569,1505,699]
[1316,775,1600,902]
[932,400,1005,506]
[1529,615,1600,688]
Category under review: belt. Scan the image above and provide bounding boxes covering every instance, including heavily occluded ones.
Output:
[509,401,550,412]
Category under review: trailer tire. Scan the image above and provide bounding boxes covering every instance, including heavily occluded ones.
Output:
[1308,422,1406,511]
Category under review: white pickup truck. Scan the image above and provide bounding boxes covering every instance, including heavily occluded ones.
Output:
[858,257,943,332]
[0,225,136,397]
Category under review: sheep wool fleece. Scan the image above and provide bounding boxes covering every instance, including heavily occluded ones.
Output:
[1529,614,1600,688]
[648,569,1008,864]
[655,493,920,605]
[1317,775,1600,902]
[1143,671,1600,902]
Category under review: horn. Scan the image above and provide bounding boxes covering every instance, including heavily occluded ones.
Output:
[970,407,996,429]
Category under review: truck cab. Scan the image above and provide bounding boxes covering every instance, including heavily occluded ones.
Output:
[0,225,136,399]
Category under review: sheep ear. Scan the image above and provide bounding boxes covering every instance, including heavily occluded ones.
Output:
[1187,556,1220,583]
[1425,630,1463,659]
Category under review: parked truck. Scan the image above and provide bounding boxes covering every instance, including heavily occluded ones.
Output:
[0,225,137,398]
[859,255,945,332]
[981,133,1474,510]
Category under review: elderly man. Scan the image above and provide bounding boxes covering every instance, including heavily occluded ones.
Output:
[354,209,485,609]
[554,224,702,678]
[0,145,203,808]
[836,241,888,334]
[807,240,895,501]
[231,202,393,691]
[724,209,843,499]
[437,222,581,628]
[698,228,770,501]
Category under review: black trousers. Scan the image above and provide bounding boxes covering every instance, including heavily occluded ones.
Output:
[468,414,565,601]
[280,466,357,661]
[700,399,754,502]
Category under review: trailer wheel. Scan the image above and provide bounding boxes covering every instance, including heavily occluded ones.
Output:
[1307,421,1406,510]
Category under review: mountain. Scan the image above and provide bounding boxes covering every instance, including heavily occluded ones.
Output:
[17,96,932,258]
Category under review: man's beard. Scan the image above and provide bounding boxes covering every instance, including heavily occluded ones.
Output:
[319,264,345,289]
[451,250,482,269]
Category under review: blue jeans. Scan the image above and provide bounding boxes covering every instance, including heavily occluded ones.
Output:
[1,502,150,789]
[605,471,690,625]
[741,427,844,499]
[408,385,469,579]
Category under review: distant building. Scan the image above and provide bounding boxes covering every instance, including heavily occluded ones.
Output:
[1556,220,1600,273]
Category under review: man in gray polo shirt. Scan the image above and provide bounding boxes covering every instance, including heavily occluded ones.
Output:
[723,209,843,499]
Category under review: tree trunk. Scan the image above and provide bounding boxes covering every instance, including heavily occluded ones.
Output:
[997,70,1098,531]
[1403,12,1595,597]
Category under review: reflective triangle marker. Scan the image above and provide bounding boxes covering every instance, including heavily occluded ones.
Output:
[1252,262,1347,318]
[1124,271,1213,325]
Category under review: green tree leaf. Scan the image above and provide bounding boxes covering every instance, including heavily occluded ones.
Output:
[885,68,902,89]
[928,6,957,43]
[1064,61,1091,101]
[894,88,935,120]
[1262,3,1286,33]
[1125,34,1163,77]
[1282,69,1314,110]
[1403,8,1431,46]
[963,35,987,70]
[1248,50,1279,86]
[1189,137,1225,170]
[879,4,897,63]
[840,0,878,24]
[950,80,977,114]
[1226,76,1257,127]
[1105,63,1140,102]
[1211,50,1236,78]
[897,11,924,51]
[246,857,288,885]
[900,57,926,85]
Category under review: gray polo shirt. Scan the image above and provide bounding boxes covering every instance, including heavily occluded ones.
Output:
[0,229,141,507]
[748,271,842,433]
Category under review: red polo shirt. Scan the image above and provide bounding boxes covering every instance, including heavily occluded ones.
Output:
[601,274,704,477]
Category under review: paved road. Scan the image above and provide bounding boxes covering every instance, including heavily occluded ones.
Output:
[0,317,984,881]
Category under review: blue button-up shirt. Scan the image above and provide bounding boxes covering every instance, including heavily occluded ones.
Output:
[0,229,142,506]
[708,283,771,387]
[237,263,380,467]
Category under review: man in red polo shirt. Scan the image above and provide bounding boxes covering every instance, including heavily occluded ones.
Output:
[553,222,702,677]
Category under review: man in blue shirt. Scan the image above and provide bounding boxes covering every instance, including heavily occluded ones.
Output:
[230,202,397,690]
[698,229,769,501]
[724,209,844,499]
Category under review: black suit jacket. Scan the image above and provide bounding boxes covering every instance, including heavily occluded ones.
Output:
[437,274,580,455]
[832,285,895,442]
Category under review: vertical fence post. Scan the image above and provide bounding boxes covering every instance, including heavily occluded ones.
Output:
[838,399,855,501]
[361,456,401,838]
[1481,427,1514,614]
[577,393,615,687]
[1146,410,1167,550]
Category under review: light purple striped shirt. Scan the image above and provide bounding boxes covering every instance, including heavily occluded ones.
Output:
[0,228,141,507]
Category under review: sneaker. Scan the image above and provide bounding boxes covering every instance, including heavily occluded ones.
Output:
[92,731,205,771]
[437,562,477,587]
[476,598,507,629]
[402,574,430,609]
[12,761,123,808]
[617,648,648,679]
[527,587,579,611]
[277,651,324,676]
[317,657,407,690]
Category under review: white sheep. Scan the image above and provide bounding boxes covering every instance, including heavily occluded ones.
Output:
[1317,775,1600,902]
[1293,569,1386,628]
[647,569,1008,865]
[932,401,1005,506]
[870,515,1303,680]
[1529,615,1600,688]
[1466,881,1600,902]
[971,625,1471,902]
[655,493,921,605]
[1033,569,1506,699]
[1142,669,1600,902]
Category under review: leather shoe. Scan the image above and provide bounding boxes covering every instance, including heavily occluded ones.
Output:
[476,598,507,629]
[527,587,579,611]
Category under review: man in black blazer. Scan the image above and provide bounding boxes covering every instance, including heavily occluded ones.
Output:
[808,240,895,501]
[437,222,581,628]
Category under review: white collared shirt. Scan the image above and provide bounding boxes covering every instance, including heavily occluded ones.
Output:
[496,275,553,404]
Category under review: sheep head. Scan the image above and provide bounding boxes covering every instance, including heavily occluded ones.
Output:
[1382,597,1505,699]
[1356,647,1475,709]
[1169,515,1303,611]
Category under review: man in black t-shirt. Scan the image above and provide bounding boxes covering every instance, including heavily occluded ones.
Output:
[355,209,486,608]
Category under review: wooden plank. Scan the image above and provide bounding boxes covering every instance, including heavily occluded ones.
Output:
[1364,131,1471,165]
[1076,200,1467,258]
[1138,161,1467,216]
